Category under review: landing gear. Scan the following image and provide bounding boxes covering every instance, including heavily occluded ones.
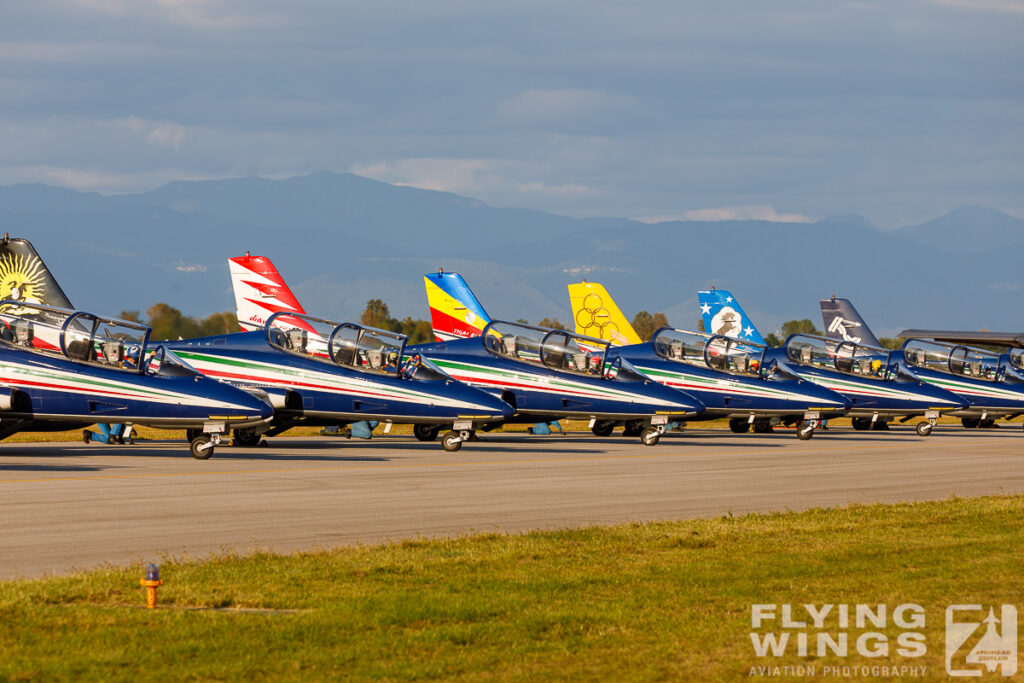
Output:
[979,418,998,429]
[961,417,980,428]
[441,430,467,452]
[796,421,815,440]
[232,429,262,447]
[729,418,751,434]
[591,421,615,437]
[871,420,890,431]
[622,420,644,437]
[414,424,440,442]
[640,427,661,446]
[752,418,774,434]
[190,433,221,459]
[916,421,934,437]
[851,417,872,431]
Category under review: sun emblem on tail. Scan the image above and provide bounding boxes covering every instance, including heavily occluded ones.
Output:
[0,253,46,314]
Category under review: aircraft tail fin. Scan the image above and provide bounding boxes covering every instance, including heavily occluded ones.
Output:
[228,253,306,332]
[697,288,767,345]
[566,281,642,346]
[819,297,882,347]
[423,271,491,341]
[0,236,74,312]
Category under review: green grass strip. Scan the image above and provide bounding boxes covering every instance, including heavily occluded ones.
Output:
[1,495,1021,680]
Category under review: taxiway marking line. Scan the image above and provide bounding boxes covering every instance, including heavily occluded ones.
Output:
[0,437,1013,486]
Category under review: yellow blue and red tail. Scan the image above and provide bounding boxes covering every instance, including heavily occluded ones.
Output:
[424,271,491,341]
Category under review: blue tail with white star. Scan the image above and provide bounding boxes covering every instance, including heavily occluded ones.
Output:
[697,288,767,345]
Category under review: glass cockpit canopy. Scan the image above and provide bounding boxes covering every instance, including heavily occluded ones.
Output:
[785,334,894,380]
[1010,348,1024,372]
[903,339,1002,382]
[653,328,768,378]
[265,311,407,376]
[0,300,151,373]
[482,321,610,376]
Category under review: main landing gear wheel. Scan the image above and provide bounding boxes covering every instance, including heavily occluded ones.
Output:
[640,427,661,446]
[622,420,644,437]
[851,417,872,431]
[232,429,261,447]
[414,424,440,442]
[729,418,751,434]
[979,418,997,429]
[441,431,463,452]
[871,420,890,431]
[591,422,615,437]
[916,421,934,437]
[752,418,774,434]
[796,421,815,440]
[190,435,216,459]
[961,417,980,429]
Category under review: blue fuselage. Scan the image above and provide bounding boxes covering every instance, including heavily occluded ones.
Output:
[165,332,513,426]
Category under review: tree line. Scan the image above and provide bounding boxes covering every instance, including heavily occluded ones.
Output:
[128,301,902,349]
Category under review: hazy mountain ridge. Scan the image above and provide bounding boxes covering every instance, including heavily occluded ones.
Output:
[1,173,1019,337]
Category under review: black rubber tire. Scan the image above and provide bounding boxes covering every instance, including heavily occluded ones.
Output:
[232,429,261,447]
[796,421,815,440]
[591,422,615,437]
[752,418,774,434]
[441,431,463,452]
[414,424,440,442]
[640,427,661,446]
[729,418,751,434]
[190,435,215,459]
[851,417,872,431]
[916,422,933,437]
[979,418,997,429]
[871,420,890,431]
[961,417,981,429]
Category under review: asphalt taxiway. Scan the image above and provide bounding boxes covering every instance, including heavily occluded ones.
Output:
[1,427,1021,578]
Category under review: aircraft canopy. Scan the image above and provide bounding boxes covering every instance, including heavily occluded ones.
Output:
[903,339,1001,382]
[653,328,767,378]
[785,334,894,380]
[266,312,407,377]
[0,301,152,374]
[483,321,609,377]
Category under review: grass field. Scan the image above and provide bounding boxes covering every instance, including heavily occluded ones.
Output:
[1,496,1021,680]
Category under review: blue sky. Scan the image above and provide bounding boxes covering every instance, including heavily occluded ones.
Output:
[2,0,1021,226]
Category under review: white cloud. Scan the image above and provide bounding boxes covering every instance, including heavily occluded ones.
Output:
[636,205,813,224]
[350,157,527,196]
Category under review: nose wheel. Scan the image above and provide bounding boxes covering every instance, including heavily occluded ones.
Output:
[640,426,663,446]
[190,433,221,459]
[796,420,816,440]
[916,418,936,436]
[441,430,471,452]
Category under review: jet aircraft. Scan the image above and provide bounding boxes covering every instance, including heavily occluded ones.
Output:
[699,289,967,435]
[0,301,274,458]
[820,298,1024,430]
[569,282,850,439]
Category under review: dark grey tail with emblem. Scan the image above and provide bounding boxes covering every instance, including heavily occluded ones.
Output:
[819,297,883,347]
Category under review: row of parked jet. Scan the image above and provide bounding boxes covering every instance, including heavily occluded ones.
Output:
[0,236,1020,459]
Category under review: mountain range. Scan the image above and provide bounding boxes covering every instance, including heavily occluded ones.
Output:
[1,171,1021,337]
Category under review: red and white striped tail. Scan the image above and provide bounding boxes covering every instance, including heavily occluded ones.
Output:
[228,253,306,332]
